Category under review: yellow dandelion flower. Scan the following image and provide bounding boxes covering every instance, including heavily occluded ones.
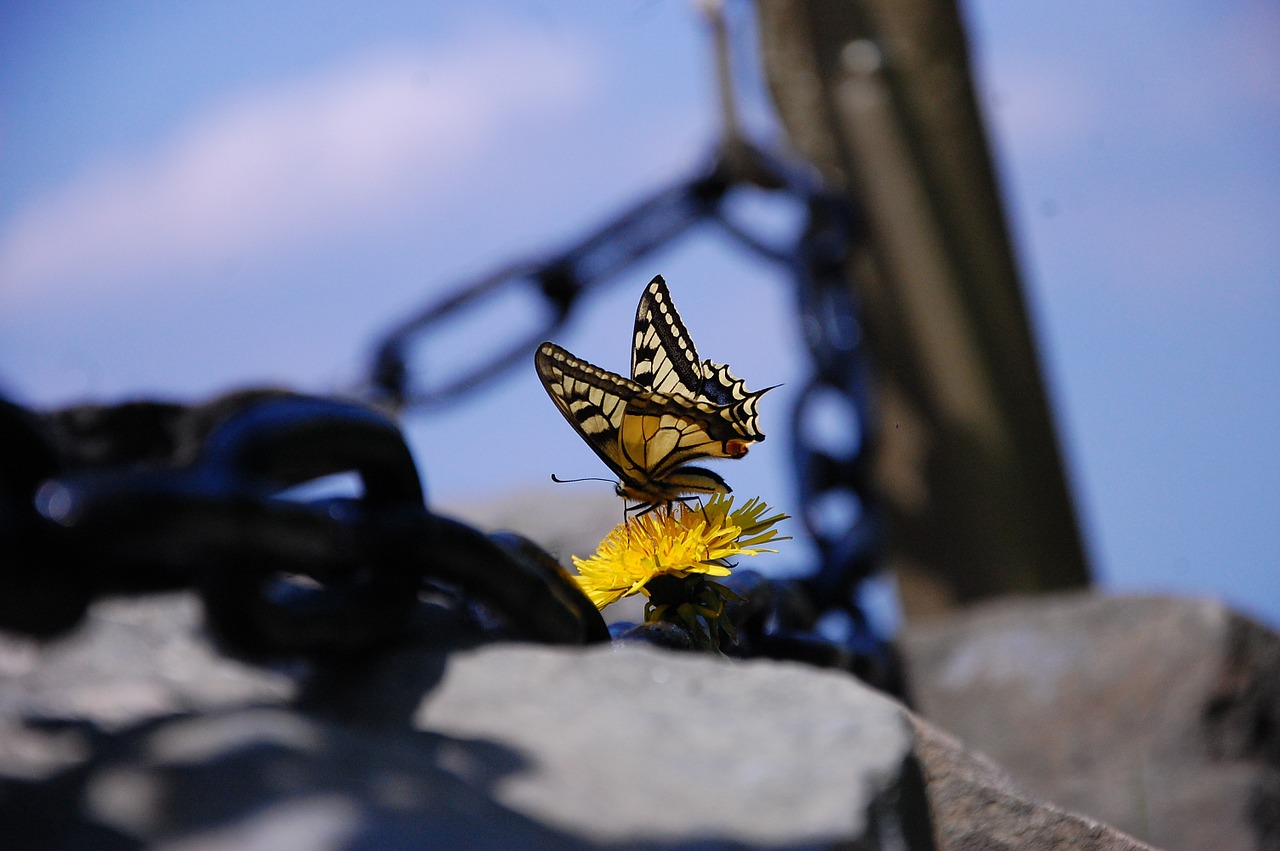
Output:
[572,494,789,610]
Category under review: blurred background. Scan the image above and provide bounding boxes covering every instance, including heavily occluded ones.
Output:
[2,1,1276,627]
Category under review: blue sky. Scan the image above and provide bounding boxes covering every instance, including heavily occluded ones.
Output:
[2,1,1277,628]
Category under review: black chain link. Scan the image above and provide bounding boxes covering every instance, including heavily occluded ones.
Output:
[369,141,790,408]
[0,391,609,654]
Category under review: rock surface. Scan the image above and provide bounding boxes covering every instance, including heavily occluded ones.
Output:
[900,593,1280,851]
[0,592,1155,849]
[912,718,1154,851]
[420,644,931,847]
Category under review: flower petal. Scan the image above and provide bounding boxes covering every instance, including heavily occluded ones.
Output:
[572,494,790,610]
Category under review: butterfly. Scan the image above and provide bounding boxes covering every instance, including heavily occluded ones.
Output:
[535,276,770,508]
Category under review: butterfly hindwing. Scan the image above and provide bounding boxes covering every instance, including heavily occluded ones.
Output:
[631,275,769,442]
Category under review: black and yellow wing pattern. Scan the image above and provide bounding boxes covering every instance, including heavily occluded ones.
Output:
[535,342,749,506]
[535,276,770,508]
[631,274,768,442]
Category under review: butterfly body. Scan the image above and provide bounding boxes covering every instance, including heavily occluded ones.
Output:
[535,276,770,509]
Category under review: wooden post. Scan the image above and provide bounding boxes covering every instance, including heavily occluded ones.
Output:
[757,0,1091,618]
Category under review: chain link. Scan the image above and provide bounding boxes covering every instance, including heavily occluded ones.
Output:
[369,142,790,408]
[0,392,609,650]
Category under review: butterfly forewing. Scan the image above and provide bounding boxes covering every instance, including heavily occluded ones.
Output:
[632,275,705,396]
[535,342,635,484]
[631,275,769,442]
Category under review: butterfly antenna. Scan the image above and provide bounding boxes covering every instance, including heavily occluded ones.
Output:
[550,473,615,487]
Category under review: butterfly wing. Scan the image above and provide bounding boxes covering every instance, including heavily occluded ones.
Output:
[632,274,706,396]
[631,275,770,442]
[536,342,742,504]
[535,342,640,488]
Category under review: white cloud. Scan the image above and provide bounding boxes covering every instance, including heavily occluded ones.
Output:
[0,30,597,309]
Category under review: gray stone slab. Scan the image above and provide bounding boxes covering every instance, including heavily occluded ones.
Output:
[416,644,930,847]
[900,592,1280,850]
[0,591,1166,849]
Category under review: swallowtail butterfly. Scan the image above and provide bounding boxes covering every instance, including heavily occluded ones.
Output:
[535,275,769,507]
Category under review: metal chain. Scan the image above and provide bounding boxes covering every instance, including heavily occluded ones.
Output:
[0,6,886,677]
[368,144,789,408]
[367,3,884,636]
[0,157,882,669]
[0,392,609,650]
